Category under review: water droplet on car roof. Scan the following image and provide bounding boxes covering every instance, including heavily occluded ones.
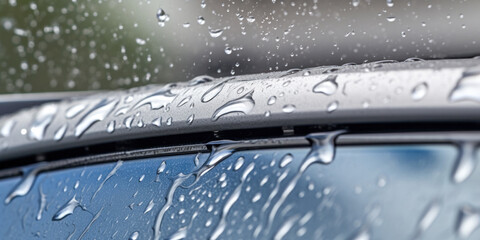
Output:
[30,104,58,141]
[212,90,255,121]
[411,82,428,101]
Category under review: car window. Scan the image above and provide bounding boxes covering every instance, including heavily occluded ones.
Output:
[0,144,467,239]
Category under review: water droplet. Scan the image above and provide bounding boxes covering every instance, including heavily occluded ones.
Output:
[452,142,477,184]
[155,161,166,182]
[212,90,255,121]
[234,156,245,171]
[313,75,338,95]
[411,82,428,101]
[187,114,195,125]
[167,227,188,240]
[75,98,118,138]
[352,0,360,7]
[137,119,144,128]
[66,104,87,119]
[5,163,44,204]
[252,193,261,203]
[1,119,16,137]
[386,0,394,7]
[78,207,103,240]
[282,104,296,113]
[129,232,139,240]
[53,195,82,220]
[377,176,387,187]
[152,117,162,127]
[107,120,115,133]
[178,96,192,107]
[413,200,441,238]
[166,117,172,126]
[456,205,480,239]
[30,104,58,141]
[202,80,227,103]
[350,228,371,240]
[450,67,480,103]
[133,89,176,110]
[210,163,255,240]
[273,215,300,240]
[92,161,123,200]
[114,106,129,116]
[386,16,396,22]
[154,174,189,240]
[124,116,134,129]
[267,131,344,232]
[36,186,46,220]
[135,38,146,45]
[209,29,224,38]
[224,47,232,55]
[197,16,205,25]
[279,154,293,168]
[144,199,155,214]
[327,101,339,113]
[156,8,170,27]
[53,124,68,141]
[267,96,277,105]
[189,75,214,86]
[182,22,190,28]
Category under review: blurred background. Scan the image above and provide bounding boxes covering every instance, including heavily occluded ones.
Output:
[0,0,479,94]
